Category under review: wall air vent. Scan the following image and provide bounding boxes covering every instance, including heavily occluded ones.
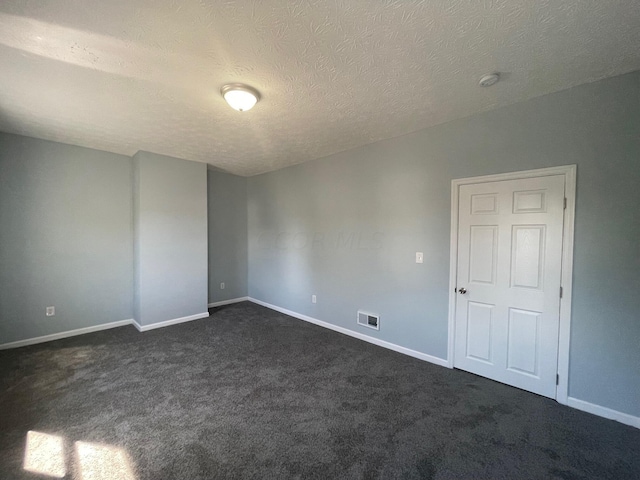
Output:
[357,311,379,331]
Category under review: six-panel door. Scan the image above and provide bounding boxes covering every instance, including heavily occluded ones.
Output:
[454,175,565,398]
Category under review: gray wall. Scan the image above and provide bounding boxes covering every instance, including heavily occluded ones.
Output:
[208,169,248,303]
[248,71,640,417]
[133,151,208,326]
[0,133,133,343]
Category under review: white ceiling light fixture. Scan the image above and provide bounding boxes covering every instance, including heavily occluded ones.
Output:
[479,73,500,87]
[221,83,261,112]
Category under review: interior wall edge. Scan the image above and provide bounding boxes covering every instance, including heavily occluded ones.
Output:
[566,397,640,430]
[0,319,135,350]
[208,297,249,308]
[248,296,640,430]
[132,311,209,332]
[248,297,449,368]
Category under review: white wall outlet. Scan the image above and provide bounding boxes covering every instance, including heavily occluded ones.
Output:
[46,306,55,317]
[311,295,317,304]
[416,252,424,263]
[220,282,225,290]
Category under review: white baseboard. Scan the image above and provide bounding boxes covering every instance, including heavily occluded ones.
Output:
[0,319,134,350]
[208,297,249,308]
[248,297,448,368]
[567,397,640,429]
[1,309,214,348]
[132,312,210,332]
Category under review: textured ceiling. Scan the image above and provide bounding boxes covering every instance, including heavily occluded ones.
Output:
[0,1,639,176]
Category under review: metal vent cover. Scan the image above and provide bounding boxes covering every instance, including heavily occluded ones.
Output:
[357,311,379,331]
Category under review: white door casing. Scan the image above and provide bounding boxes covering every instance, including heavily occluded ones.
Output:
[447,166,576,403]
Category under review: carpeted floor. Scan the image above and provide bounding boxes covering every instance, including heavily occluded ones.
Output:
[0,301,638,479]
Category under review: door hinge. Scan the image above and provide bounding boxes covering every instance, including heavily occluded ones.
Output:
[556,374,559,385]
[564,197,567,210]
[560,286,563,298]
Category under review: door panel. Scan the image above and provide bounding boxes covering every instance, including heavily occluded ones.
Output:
[466,302,494,364]
[507,308,541,376]
[471,193,499,214]
[513,190,547,213]
[454,175,565,398]
[469,226,498,285]
[511,225,545,289]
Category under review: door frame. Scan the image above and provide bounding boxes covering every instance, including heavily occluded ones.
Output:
[446,165,576,404]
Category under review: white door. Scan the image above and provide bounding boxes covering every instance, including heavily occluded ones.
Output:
[454,175,565,398]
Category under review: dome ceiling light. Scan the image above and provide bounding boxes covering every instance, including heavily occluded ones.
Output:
[479,73,500,87]
[221,83,261,112]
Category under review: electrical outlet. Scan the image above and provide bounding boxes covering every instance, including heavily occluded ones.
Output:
[311,295,317,304]
[220,282,225,290]
[416,252,424,264]
[46,306,55,317]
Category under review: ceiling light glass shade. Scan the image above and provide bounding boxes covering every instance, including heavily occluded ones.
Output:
[221,84,260,112]
[479,73,500,87]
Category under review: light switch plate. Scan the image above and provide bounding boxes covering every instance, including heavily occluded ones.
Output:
[416,252,424,263]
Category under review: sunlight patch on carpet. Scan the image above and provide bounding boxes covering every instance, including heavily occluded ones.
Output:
[76,441,136,480]
[23,431,66,478]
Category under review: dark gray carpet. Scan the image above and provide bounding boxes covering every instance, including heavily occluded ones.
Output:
[1,302,638,479]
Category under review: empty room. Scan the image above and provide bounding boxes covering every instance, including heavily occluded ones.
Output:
[1,1,639,479]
